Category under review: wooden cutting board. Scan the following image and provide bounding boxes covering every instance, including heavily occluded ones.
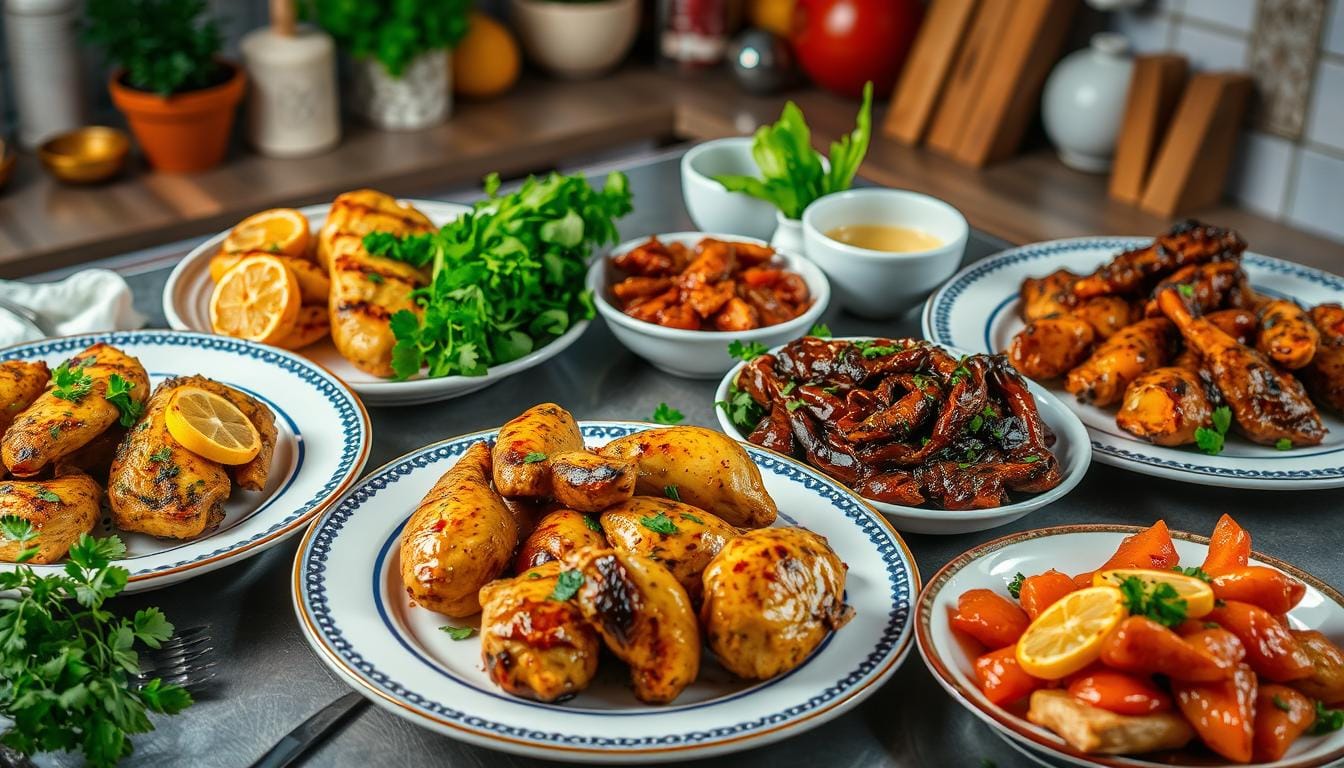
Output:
[1109,54,1188,204]
[925,0,1013,156]
[884,0,979,145]
[1140,72,1251,216]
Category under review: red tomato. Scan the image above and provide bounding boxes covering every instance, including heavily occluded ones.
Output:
[791,0,923,98]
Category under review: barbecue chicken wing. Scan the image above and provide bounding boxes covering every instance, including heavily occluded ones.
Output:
[1009,316,1095,380]
[1142,261,1248,317]
[1302,303,1344,414]
[0,469,101,563]
[327,232,430,377]
[1256,299,1319,371]
[3,344,149,477]
[316,188,434,270]
[1116,367,1214,446]
[492,403,585,499]
[564,547,700,703]
[548,450,637,512]
[514,507,607,572]
[700,527,852,680]
[1157,288,1325,446]
[400,442,518,617]
[479,562,602,703]
[1072,220,1245,299]
[599,497,739,602]
[1065,318,1174,406]
[1073,296,1136,339]
[1020,269,1078,321]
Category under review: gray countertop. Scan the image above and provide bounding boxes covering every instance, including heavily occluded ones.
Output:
[30,149,1344,768]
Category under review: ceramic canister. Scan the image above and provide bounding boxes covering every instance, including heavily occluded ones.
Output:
[240,24,341,157]
[4,0,84,148]
[1041,32,1134,173]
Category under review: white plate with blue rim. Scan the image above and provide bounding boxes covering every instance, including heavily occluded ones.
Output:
[921,237,1344,490]
[162,201,592,407]
[292,421,919,763]
[0,330,371,592]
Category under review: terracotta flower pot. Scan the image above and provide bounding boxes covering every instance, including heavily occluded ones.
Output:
[108,61,246,173]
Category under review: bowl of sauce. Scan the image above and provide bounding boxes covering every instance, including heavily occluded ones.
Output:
[802,189,968,319]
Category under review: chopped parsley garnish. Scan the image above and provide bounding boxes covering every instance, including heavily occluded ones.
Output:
[716,382,766,434]
[1177,283,1195,298]
[104,373,142,427]
[785,399,805,412]
[51,359,93,403]
[860,344,898,359]
[1118,576,1187,627]
[1272,694,1293,712]
[523,452,547,463]
[365,272,384,284]
[48,425,61,440]
[779,380,796,396]
[1311,700,1344,735]
[1022,455,1041,463]
[35,489,61,503]
[439,625,475,640]
[1276,438,1293,451]
[1172,565,1212,582]
[968,415,984,433]
[680,512,703,524]
[548,569,584,601]
[664,484,681,502]
[808,322,831,338]
[149,447,173,463]
[650,403,684,425]
[728,340,768,362]
[640,512,679,535]
[1194,406,1232,456]
[949,361,972,386]
[526,571,543,580]
[583,515,602,533]
[1007,572,1026,599]
[0,515,40,563]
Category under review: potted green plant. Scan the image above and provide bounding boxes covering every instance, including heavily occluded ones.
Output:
[86,0,244,173]
[305,0,470,130]
[511,0,639,79]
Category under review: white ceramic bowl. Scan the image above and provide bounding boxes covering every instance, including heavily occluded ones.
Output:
[713,337,1091,535]
[917,525,1344,768]
[802,188,968,319]
[510,0,639,79]
[681,138,786,242]
[590,232,830,379]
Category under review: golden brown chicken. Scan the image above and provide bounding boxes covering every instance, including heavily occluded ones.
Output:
[1064,318,1174,407]
[316,188,434,271]
[548,450,636,512]
[0,469,101,563]
[3,344,149,477]
[1009,316,1095,380]
[479,562,602,703]
[1142,261,1248,318]
[327,232,430,377]
[598,426,777,529]
[1289,629,1344,703]
[1073,296,1136,339]
[599,497,739,602]
[1256,299,1320,371]
[514,507,608,573]
[400,442,518,617]
[107,379,234,540]
[1019,269,1078,321]
[0,360,49,435]
[1302,303,1344,414]
[563,547,701,704]
[1072,220,1245,299]
[174,376,277,491]
[1027,690,1195,755]
[492,403,585,499]
[700,527,852,680]
[1157,288,1325,446]
[1116,367,1214,446]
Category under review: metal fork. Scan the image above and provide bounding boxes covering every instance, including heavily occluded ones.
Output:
[134,624,217,691]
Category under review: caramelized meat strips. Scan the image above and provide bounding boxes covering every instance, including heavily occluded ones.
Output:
[1073,220,1247,299]
[612,236,681,277]
[840,374,939,444]
[858,355,992,466]
[1157,287,1325,446]
[681,239,737,285]
[853,469,925,506]
[747,402,796,454]
[737,354,785,406]
[990,362,1064,493]
[731,241,777,266]
[784,403,864,484]
[712,297,760,331]
[795,383,847,422]
[775,337,867,385]
[612,277,672,305]
[683,279,736,318]
[915,461,1011,509]
[1302,303,1344,413]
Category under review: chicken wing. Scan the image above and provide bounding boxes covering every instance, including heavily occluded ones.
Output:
[1116,367,1214,446]
[107,378,233,540]
[1073,296,1136,339]
[1020,269,1078,321]
[1008,316,1095,380]
[327,232,430,377]
[0,469,101,563]
[0,360,49,435]
[492,403,585,499]
[1141,261,1248,317]
[548,451,637,512]
[316,188,434,271]
[1302,303,1344,414]
[563,547,700,704]
[700,527,852,680]
[599,497,739,602]
[1157,288,1325,446]
[3,344,149,477]
[479,562,602,703]
[1256,299,1319,371]
[1064,318,1174,406]
[514,507,607,572]
[1072,220,1245,299]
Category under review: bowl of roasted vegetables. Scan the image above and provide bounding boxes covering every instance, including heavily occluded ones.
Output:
[917,515,1344,767]
[589,232,829,379]
[714,335,1090,535]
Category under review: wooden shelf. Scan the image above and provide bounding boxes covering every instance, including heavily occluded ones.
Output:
[0,66,1339,278]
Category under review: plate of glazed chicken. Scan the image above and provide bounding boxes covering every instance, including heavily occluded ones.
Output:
[0,330,369,590]
[921,221,1344,489]
[293,404,918,763]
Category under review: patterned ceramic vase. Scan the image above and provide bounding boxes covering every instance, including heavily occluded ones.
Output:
[350,49,452,131]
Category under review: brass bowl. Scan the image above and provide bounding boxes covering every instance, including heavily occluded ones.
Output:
[38,126,130,184]
[0,138,15,190]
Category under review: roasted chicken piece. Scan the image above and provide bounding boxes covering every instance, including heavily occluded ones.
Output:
[1027,690,1195,755]
[701,527,852,680]
[598,426,777,529]
[327,232,430,377]
[1116,367,1213,446]
[1073,296,1136,339]
[1157,288,1325,446]
[1009,316,1095,380]
[0,470,101,563]
[1019,269,1078,321]
[1065,318,1174,407]
[564,548,701,704]
[1072,220,1246,299]
[599,497,739,602]
[316,188,434,270]
[1289,629,1344,703]
[1142,260,1248,317]
[514,507,608,572]
[479,562,602,703]
[0,360,49,434]
[1302,303,1344,414]
[1256,299,1320,371]
[548,450,636,512]
[399,442,518,617]
[492,403,585,499]
[3,344,149,478]
[176,375,276,491]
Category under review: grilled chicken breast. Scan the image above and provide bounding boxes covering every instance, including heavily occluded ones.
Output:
[0,360,49,434]
[0,469,101,563]
[3,344,149,477]
[327,232,430,377]
[316,189,434,270]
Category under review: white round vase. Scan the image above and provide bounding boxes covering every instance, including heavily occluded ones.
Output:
[1041,32,1134,173]
[350,49,451,131]
[770,211,804,256]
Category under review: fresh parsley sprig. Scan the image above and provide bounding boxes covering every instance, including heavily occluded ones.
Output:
[1118,576,1188,627]
[640,512,679,535]
[104,374,142,427]
[1195,406,1232,456]
[51,359,93,403]
[728,340,768,362]
[716,382,766,434]
[650,403,684,425]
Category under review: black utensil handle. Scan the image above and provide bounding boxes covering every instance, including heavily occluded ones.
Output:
[250,691,369,768]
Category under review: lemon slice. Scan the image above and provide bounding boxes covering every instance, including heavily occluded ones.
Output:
[1016,585,1127,680]
[165,387,262,465]
[1093,568,1215,619]
[209,255,302,345]
[222,208,310,257]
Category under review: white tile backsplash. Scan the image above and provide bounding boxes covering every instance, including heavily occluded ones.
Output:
[1325,0,1344,56]
[1287,149,1344,241]
[1172,23,1250,70]
[1306,59,1344,153]
[1182,0,1258,34]
[1113,9,1175,54]
[1228,131,1295,216]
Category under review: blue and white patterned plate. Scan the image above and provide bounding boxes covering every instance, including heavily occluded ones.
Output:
[921,237,1344,489]
[293,422,919,763]
[1,330,370,591]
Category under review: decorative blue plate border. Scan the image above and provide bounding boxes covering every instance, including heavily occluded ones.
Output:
[296,422,917,754]
[920,238,1344,483]
[0,330,370,579]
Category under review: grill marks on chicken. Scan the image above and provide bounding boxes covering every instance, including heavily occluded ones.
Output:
[1072,220,1246,300]
[1302,304,1344,414]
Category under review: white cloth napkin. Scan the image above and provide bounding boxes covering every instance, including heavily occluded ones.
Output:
[0,269,145,346]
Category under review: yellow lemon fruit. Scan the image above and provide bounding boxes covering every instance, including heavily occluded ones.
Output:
[209,255,302,345]
[1094,568,1216,619]
[1016,585,1127,680]
[164,387,262,465]
[222,208,309,257]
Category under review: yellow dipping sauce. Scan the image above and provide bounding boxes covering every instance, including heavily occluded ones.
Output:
[825,224,942,253]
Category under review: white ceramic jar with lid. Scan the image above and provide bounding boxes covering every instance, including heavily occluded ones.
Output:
[4,0,85,147]
[1041,32,1134,173]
